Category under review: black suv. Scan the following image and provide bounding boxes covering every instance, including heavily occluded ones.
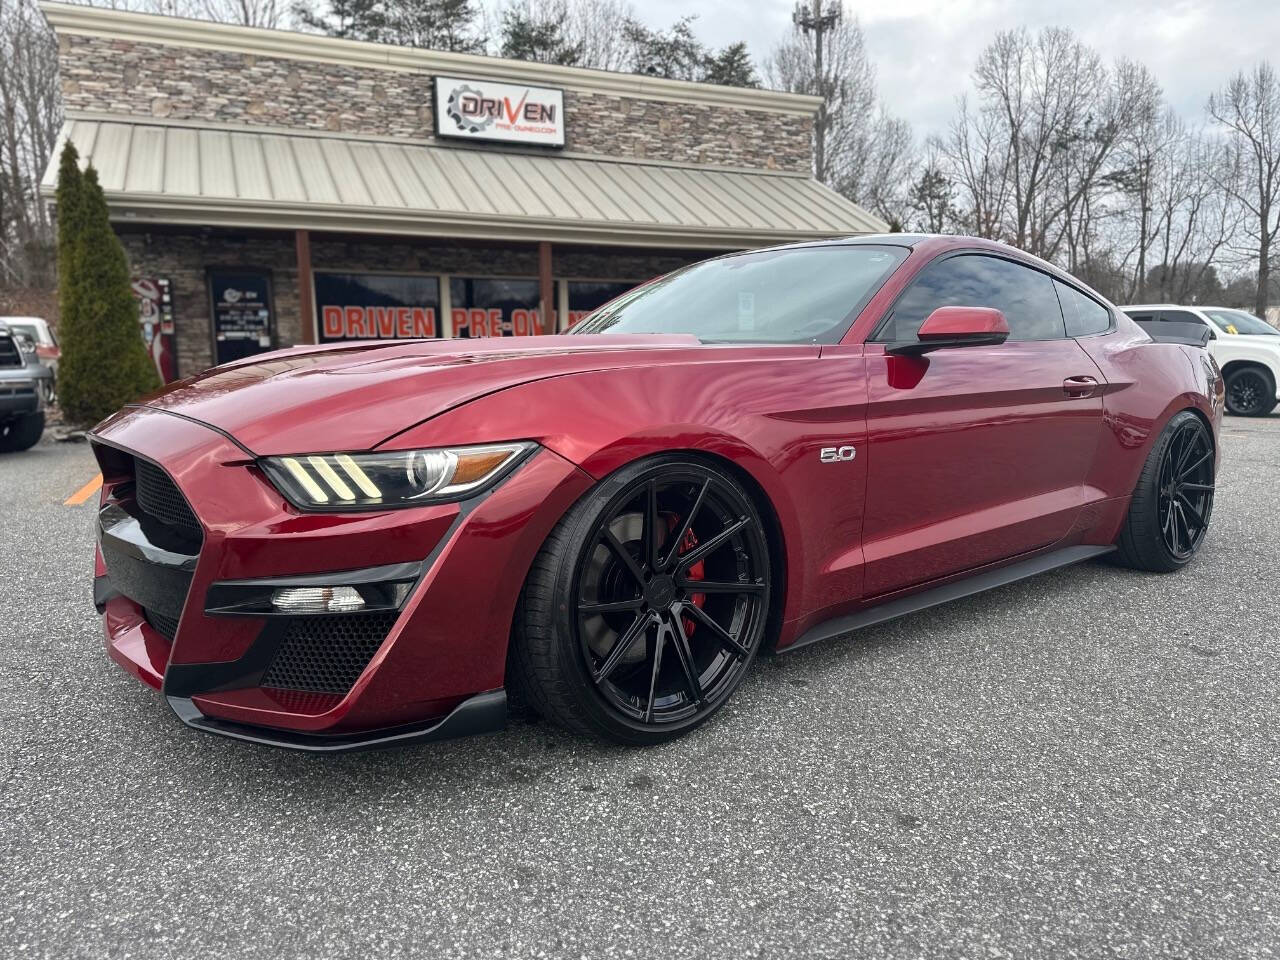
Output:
[0,321,47,452]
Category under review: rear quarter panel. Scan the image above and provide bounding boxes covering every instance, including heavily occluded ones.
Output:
[1076,319,1223,536]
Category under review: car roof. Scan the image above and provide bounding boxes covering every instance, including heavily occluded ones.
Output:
[766,233,1022,251]
[718,235,1115,305]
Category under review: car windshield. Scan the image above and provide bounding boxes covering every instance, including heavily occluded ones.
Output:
[1204,309,1279,336]
[8,323,39,343]
[571,245,908,344]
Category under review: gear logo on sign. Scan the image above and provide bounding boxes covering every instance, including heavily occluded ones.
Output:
[445,83,494,134]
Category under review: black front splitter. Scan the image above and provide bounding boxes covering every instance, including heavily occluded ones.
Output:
[165,689,507,753]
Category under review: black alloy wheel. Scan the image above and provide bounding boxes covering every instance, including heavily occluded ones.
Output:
[1156,416,1216,561]
[1225,367,1276,417]
[511,456,772,744]
[1115,410,1215,572]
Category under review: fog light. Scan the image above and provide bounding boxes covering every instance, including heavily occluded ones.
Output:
[270,586,366,614]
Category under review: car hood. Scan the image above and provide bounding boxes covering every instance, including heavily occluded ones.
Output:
[134,334,703,455]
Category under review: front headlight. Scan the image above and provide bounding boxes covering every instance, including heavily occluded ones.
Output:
[260,442,535,511]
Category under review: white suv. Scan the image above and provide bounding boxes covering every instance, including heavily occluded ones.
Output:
[1121,304,1280,416]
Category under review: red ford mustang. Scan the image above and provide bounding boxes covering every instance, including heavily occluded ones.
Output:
[91,236,1223,750]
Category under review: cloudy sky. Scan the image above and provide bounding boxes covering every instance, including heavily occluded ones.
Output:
[634,0,1279,136]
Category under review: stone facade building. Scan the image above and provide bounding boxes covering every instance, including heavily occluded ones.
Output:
[40,1,885,379]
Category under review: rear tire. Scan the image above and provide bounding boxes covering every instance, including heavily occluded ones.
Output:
[0,411,45,452]
[1224,366,1277,416]
[1114,411,1215,572]
[509,454,772,745]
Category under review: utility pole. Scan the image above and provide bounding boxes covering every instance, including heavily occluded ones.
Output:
[793,0,840,183]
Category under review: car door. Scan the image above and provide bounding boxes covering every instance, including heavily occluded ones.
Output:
[860,252,1106,597]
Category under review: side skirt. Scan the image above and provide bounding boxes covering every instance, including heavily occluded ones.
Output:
[783,544,1115,654]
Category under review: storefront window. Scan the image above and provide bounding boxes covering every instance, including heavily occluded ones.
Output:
[315,272,442,342]
[449,277,550,337]
[565,280,637,329]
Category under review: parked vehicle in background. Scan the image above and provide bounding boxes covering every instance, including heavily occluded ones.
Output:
[0,321,49,452]
[1121,304,1280,416]
[1,317,59,404]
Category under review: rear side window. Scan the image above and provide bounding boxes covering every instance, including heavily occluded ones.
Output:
[875,254,1065,343]
[1055,281,1112,337]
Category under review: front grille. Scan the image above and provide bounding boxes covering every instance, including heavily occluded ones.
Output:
[0,336,23,368]
[134,458,202,542]
[261,688,343,714]
[145,607,180,640]
[262,611,400,695]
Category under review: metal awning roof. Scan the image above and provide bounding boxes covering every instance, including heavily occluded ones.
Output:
[42,117,888,248]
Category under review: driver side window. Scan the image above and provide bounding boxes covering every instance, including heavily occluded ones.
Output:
[875,254,1066,343]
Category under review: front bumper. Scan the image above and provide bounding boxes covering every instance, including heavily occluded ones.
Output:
[91,404,594,750]
[0,378,42,415]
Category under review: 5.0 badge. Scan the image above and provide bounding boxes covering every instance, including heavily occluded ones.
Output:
[819,445,857,463]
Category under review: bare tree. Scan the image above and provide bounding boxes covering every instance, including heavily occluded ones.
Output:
[488,0,632,70]
[0,0,62,291]
[766,2,912,225]
[1209,62,1280,316]
[766,2,874,186]
[198,0,286,27]
[69,0,285,24]
[1109,62,1168,299]
[838,110,913,226]
[939,94,1011,240]
[1053,56,1148,273]
[562,0,632,71]
[967,28,1109,256]
[905,137,957,233]
[1151,131,1238,302]
[66,0,204,15]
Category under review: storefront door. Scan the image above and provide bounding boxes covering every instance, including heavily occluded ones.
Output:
[208,268,276,365]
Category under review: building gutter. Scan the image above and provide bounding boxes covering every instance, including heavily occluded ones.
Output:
[90,195,858,249]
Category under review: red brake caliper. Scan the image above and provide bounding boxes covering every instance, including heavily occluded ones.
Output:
[677,525,705,636]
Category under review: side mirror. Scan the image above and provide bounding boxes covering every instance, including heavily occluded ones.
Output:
[887,306,1010,356]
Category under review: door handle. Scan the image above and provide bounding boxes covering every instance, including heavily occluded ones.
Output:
[1063,375,1098,398]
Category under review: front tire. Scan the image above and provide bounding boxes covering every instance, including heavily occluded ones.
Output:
[1114,411,1215,572]
[510,455,772,745]
[1224,366,1277,416]
[0,411,45,453]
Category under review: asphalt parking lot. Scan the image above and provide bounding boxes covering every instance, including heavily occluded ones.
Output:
[2,421,1278,959]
